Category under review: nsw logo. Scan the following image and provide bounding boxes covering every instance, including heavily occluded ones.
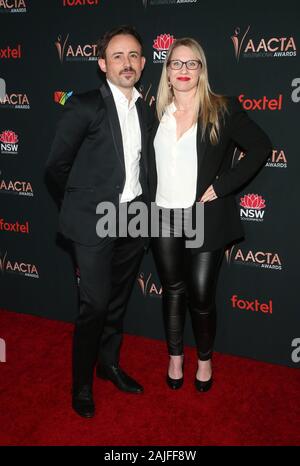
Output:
[0,130,19,155]
[153,34,175,63]
[240,194,266,222]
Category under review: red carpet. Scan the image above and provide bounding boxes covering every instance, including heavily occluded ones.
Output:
[0,309,299,446]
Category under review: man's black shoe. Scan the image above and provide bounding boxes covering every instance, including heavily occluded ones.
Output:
[72,385,95,418]
[96,364,143,394]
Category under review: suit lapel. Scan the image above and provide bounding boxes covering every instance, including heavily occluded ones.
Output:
[99,82,125,173]
[136,98,148,177]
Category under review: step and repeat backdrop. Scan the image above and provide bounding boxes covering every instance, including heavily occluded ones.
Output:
[0,0,299,367]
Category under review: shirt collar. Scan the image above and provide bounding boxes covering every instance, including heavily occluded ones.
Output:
[107,79,140,108]
[165,101,177,116]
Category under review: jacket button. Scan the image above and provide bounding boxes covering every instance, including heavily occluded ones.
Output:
[116,185,120,189]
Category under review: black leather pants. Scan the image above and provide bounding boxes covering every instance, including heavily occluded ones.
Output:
[152,209,224,361]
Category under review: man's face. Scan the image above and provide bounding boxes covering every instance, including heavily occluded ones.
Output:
[98,34,146,92]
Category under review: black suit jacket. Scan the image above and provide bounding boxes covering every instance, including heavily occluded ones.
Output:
[148,97,272,252]
[46,82,149,246]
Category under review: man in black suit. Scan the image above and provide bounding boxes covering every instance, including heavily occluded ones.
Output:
[46,26,148,418]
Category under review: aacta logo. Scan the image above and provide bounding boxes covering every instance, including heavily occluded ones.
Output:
[0,0,27,13]
[266,149,287,169]
[54,91,73,105]
[0,130,19,154]
[231,295,273,315]
[0,178,33,196]
[143,0,199,6]
[0,45,21,59]
[137,272,162,297]
[55,34,97,63]
[0,251,38,279]
[240,194,266,222]
[0,218,29,234]
[0,93,30,110]
[235,148,288,169]
[226,246,282,271]
[239,94,283,111]
[63,0,99,6]
[231,26,296,61]
[153,34,175,63]
[138,83,155,107]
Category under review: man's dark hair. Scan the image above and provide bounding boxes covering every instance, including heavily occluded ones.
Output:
[97,25,144,59]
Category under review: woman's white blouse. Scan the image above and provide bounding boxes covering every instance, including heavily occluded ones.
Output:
[154,102,198,208]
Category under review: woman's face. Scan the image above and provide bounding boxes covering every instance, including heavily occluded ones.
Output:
[167,45,202,94]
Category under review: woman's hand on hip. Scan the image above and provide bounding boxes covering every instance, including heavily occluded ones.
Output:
[199,185,218,203]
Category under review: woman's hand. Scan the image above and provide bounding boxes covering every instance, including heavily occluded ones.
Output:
[199,185,218,203]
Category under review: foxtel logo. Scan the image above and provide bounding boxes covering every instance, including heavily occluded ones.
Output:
[0,218,29,233]
[63,0,99,5]
[231,295,273,315]
[0,45,21,59]
[239,94,283,111]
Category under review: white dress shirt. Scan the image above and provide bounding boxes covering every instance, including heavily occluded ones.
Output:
[107,79,142,203]
[154,102,198,208]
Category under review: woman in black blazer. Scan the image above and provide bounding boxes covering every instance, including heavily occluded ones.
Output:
[148,38,272,392]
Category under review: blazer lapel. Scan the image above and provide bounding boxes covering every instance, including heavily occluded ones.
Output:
[196,123,209,198]
[99,82,125,173]
[148,118,159,200]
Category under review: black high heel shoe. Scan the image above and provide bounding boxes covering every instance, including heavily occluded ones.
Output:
[194,376,213,392]
[166,356,184,390]
[195,359,213,392]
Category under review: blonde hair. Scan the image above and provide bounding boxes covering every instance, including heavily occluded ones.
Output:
[156,38,228,145]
